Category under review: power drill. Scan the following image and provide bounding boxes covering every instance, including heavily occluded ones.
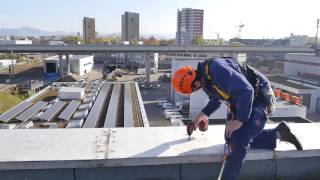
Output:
[187,120,208,140]
[187,122,194,140]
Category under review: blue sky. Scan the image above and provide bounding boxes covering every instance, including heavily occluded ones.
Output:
[0,0,320,39]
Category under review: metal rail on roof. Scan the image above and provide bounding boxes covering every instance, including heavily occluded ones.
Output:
[58,100,81,121]
[82,84,110,128]
[15,101,48,122]
[124,84,134,127]
[134,82,149,127]
[0,101,33,123]
[104,84,121,128]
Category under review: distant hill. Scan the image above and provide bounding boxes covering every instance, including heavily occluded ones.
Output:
[0,27,71,37]
[0,26,175,39]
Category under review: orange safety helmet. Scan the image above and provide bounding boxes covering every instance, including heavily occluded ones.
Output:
[171,66,196,95]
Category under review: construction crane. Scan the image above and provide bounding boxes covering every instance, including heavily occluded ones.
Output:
[235,23,245,39]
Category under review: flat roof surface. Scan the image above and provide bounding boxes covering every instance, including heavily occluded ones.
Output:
[0,123,318,170]
[275,98,303,108]
[268,75,315,90]
[45,55,93,61]
[59,87,84,93]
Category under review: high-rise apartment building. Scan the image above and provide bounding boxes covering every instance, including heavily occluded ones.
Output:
[121,12,139,42]
[83,17,96,44]
[176,8,204,45]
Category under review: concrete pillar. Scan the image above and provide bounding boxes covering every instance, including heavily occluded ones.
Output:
[66,54,70,74]
[144,53,151,86]
[58,53,63,75]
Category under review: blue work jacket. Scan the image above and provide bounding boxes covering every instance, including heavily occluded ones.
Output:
[198,58,269,123]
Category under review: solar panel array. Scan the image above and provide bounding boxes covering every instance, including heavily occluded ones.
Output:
[58,100,81,121]
[124,84,134,127]
[0,101,33,123]
[39,100,67,121]
[104,84,120,128]
[0,82,146,129]
[15,101,48,122]
[82,84,110,128]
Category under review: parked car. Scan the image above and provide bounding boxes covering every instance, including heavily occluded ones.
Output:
[163,108,180,115]
[165,111,181,119]
[162,102,173,109]
[158,100,168,107]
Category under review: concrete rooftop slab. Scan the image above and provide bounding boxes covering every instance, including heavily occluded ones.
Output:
[0,128,109,162]
[0,123,319,170]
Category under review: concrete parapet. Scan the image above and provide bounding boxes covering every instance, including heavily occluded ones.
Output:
[0,123,319,179]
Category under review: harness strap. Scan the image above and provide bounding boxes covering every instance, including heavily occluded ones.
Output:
[205,60,231,101]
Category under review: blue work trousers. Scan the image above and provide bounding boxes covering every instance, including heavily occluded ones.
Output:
[221,104,277,180]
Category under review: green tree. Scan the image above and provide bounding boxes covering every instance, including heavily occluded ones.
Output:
[145,36,159,45]
[61,36,83,44]
[192,36,204,45]
[168,39,176,45]
[95,36,120,44]
[129,38,139,45]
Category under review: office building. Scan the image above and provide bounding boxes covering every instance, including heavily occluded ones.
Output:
[121,12,139,42]
[176,8,204,45]
[83,17,96,44]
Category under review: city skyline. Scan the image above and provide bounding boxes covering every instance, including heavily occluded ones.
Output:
[0,0,320,39]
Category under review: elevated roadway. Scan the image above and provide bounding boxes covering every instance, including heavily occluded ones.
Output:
[0,45,314,54]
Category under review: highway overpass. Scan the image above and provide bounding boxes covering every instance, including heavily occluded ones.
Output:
[0,45,314,54]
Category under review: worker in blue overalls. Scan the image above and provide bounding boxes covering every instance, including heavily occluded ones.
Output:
[171,57,303,180]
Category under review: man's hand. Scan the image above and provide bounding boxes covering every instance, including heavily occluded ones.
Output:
[226,120,243,138]
[191,112,208,131]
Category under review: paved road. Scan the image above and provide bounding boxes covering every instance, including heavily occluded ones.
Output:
[0,63,44,84]
[140,83,172,127]
[87,63,103,81]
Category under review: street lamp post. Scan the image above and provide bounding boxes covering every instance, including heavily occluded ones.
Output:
[8,48,15,81]
[315,19,319,49]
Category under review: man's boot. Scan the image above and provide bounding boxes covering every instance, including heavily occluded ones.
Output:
[275,121,303,150]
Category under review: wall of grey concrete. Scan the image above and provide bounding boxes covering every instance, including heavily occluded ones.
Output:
[0,169,74,180]
[1,157,319,180]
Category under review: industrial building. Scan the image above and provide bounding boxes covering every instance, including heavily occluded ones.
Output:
[0,81,148,129]
[176,8,204,45]
[269,53,320,114]
[0,36,32,45]
[44,55,94,76]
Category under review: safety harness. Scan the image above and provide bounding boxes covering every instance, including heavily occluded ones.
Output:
[204,59,275,115]
[204,60,231,101]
